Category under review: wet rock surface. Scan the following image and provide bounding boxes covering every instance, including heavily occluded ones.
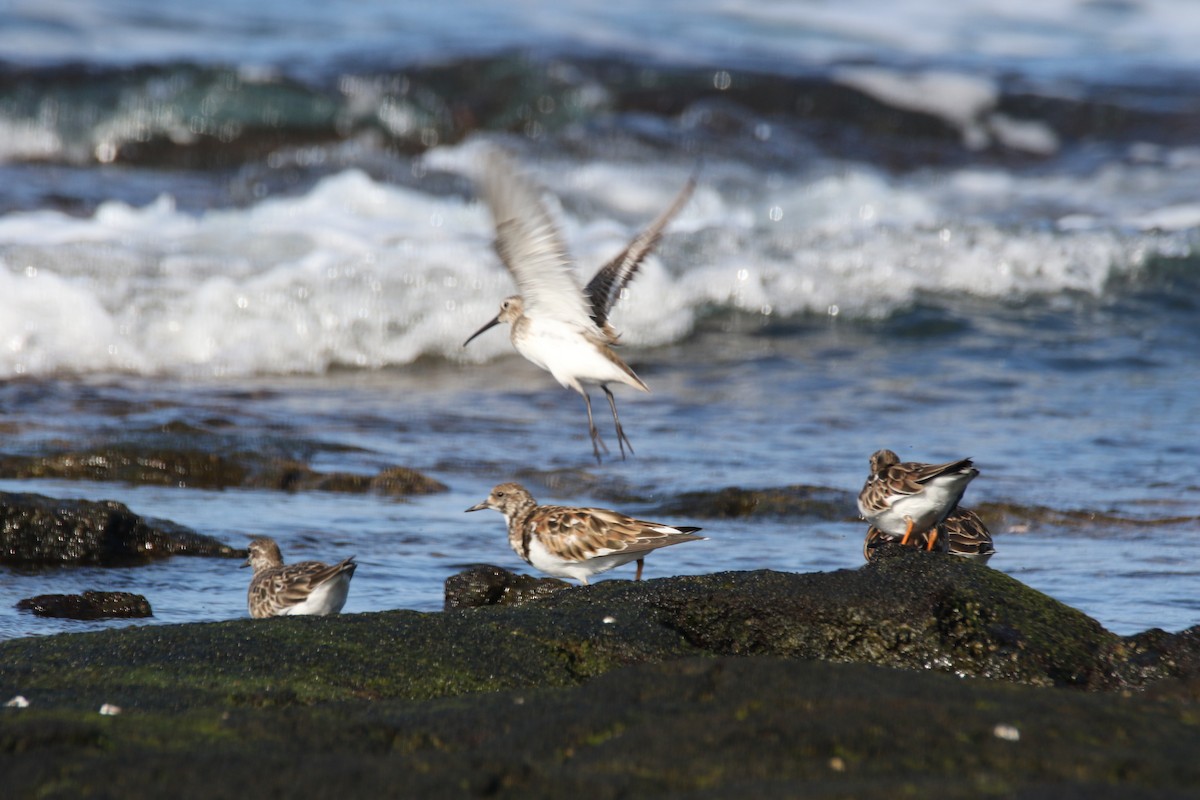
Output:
[16,591,153,619]
[0,556,1197,797]
[444,564,571,610]
[0,491,242,564]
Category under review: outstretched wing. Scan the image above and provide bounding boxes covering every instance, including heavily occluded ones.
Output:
[585,174,697,331]
[480,150,596,329]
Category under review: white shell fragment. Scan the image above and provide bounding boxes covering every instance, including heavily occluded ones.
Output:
[992,723,1020,742]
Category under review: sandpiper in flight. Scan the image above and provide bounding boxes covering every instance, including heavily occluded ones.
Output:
[466,481,705,584]
[243,537,357,618]
[857,449,979,551]
[463,150,696,462]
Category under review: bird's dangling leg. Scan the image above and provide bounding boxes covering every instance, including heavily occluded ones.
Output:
[603,385,635,459]
[581,389,609,464]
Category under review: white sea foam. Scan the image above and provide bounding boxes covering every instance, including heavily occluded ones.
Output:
[0,147,1192,378]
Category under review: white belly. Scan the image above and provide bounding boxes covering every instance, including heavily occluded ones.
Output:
[279,573,352,616]
[524,536,642,584]
[870,478,970,537]
[514,319,642,390]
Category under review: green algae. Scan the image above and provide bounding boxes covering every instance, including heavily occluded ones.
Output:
[1,564,1198,797]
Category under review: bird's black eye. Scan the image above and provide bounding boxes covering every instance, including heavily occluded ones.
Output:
[495,491,506,498]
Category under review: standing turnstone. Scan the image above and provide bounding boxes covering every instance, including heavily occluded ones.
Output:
[463,150,695,462]
[243,537,357,618]
[465,482,704,584]
[857,448,979,551]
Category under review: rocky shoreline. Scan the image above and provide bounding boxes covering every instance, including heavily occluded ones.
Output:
[2,549,1198,797]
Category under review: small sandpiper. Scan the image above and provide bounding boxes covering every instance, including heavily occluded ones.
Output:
[463,150,695,462]
[243,537,357,618]
[466,481,705,584]
[857,448,979,551]
[864,507,995,563]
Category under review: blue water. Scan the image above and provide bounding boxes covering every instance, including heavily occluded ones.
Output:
[0,0,1198,640]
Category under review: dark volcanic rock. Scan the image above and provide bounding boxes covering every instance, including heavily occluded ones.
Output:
[444,565,570,610]
[259,463,448,495]
[651,483,852,519]
[446,551,1125,689]
[1113,626,1200,699]
[0,448,251,488]
[0,491,241,564]
[16,591,152,619]
[0,448,447,496]
[0,571,1198,798]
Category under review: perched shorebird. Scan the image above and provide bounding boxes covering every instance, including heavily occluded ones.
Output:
[463,151,696,462]
[465,481,705,584]
[857,449,979,551]
[864,507,995,564]
[243,537,357,618]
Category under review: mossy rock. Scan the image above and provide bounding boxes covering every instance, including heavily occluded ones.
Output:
[526,549,1121,689]
[1,558,1199,796]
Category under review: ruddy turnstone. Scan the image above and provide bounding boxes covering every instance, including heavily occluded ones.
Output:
[243,537,357,619]
[465,481,704,584]
[463,150,695,462]
[864,507,995,564]
[857,448,979,551]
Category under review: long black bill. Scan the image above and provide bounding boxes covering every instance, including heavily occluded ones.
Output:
[464,501,489,512]
[462,316,501,347]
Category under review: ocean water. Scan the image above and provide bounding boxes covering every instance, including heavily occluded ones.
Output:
[1,0,1198,640]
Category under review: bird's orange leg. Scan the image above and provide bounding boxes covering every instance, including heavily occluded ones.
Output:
[899,517,916,546]
[925,529,939,552]
[635,558,645,581]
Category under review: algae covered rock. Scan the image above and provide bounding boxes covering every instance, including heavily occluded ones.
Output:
[0,567,1198,799]
[17,591,153,619]
[530,548,1121,688]
[0,491,241,564]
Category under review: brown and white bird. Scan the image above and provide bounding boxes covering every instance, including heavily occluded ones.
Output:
[857,449,979,551]
[864,507,995,564]
[243,537,357,618]
[465,481,704,584]
[463,150,695,462]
